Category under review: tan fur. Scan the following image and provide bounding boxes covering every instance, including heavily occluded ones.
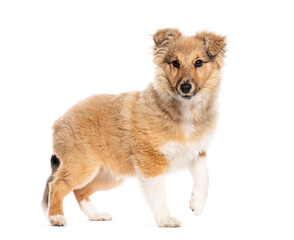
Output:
[46,29,226,225]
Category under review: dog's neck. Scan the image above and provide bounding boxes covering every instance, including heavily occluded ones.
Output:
[150,77,219,125]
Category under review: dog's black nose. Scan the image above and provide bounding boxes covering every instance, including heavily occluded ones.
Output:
[180,82,192,94]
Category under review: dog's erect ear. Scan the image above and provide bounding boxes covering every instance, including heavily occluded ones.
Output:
[196,31,226,59]
[153,28,182,57]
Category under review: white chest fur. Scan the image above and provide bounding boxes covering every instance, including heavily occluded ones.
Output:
[159,133,213,172]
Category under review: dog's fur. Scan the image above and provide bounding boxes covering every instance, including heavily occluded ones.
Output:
[42,29,226,227]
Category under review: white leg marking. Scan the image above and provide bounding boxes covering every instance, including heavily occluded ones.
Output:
[49,215,66,226]
[189,155,209,216]
[139,175,181,228]
[80,200,112,221]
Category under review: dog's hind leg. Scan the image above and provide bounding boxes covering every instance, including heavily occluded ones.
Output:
[48,178,72,226]
[47,158,100,226]
[74,167,123,221]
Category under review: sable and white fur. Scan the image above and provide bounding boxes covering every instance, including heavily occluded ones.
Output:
[42,28,226,227]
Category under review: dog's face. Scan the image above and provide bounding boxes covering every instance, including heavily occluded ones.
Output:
[153,29,226,100]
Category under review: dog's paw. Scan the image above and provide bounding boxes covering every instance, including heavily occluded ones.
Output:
[49,215,66,226]
[157,217,181,228]
[190,193,206,216]
[89,212,112,221]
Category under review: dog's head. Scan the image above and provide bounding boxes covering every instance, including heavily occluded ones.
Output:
[153,29,226,100]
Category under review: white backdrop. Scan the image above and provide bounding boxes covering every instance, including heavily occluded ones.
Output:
[0,0,293,239]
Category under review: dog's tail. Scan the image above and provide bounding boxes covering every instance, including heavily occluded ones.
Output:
[41,155,60,213]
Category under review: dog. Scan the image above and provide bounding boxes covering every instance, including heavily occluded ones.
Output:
[42,28,226,227]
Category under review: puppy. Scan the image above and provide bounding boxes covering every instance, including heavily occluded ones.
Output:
[42,28,226,227]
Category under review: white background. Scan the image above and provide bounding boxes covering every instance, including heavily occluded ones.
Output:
[0,0,293,239]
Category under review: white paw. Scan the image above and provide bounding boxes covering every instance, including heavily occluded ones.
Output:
[88,212,112,221]
[80,200,112,221]
[157,217,181,228]
[190,192,206,216]
[49,215,66,226]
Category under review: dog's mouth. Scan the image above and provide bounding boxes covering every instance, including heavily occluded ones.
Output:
[176,89,198,100]
[181,95,192,100]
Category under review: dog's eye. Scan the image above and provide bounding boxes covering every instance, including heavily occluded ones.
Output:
[172,60,180,68]
[194,60,203,68]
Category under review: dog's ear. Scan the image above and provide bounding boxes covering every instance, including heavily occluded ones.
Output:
[153,28,182,59]
[153,28,182,48]
[196,31,226,59]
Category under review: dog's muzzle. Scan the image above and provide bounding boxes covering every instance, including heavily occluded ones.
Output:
[177,79,198,100]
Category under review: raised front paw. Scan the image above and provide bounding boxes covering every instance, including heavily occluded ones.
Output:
[190,192,207,216]
[156,217,181,228]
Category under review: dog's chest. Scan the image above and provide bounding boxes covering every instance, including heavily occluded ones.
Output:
[159,92,214,171]
[159,134,212,171]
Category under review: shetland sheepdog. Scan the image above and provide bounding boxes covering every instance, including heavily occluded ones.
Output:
[42,28,226,227]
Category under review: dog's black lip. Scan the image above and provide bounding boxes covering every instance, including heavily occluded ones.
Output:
[181,95,192,100]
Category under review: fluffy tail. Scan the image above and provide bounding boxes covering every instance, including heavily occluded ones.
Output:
[41,155,60,213]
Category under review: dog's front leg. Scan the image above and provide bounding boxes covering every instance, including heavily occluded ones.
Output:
[189,151,209,216]
[139,175,181,228]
